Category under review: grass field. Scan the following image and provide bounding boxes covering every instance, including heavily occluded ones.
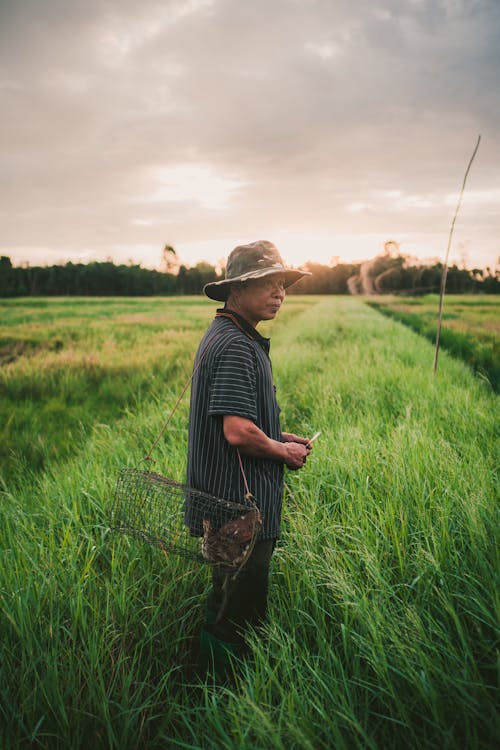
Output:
[366,295,500,392]
[0,296,498,749]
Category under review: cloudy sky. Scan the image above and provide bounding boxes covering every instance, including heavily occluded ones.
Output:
[1,0,499,271]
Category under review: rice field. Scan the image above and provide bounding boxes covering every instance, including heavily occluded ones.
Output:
[0,295,498,749]
[367,294,500,392]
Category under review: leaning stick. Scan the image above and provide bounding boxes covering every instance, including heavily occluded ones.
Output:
[433,134,481,373]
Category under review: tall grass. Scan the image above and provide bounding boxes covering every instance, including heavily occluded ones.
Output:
[0,296,498,748]
[367,295,500,392]
[0,297,211,484]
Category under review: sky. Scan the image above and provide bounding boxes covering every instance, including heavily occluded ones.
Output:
[1,0,499,272]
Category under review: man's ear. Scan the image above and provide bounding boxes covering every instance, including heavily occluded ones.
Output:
[227,283,242,304]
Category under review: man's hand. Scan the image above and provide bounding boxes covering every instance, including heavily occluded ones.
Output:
[282,440,310,470]
[223,416,311,470]
[281,432,313,450]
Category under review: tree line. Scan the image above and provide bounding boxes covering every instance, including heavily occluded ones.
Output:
[0,252,498,298]
[292,252,499,295]
[0,257,218,297]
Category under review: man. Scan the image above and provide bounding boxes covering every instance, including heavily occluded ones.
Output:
[186,240,312,677]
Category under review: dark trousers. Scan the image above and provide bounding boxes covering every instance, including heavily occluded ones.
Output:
[206,539,276,645]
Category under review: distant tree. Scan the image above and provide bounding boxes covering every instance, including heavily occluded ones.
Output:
[0,256,15,296]
[290,261,360,294]
[177,262,218,294]
[162,244,180,274]
[384,240,401,256]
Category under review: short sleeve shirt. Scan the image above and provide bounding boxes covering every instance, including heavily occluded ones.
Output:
[186,309,284,539]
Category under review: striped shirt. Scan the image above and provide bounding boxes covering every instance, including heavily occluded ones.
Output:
[186,309,284,539]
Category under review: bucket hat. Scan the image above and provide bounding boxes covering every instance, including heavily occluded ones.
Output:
[203,240,311,301]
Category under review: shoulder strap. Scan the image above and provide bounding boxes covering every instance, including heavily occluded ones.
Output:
[215,310,254,340]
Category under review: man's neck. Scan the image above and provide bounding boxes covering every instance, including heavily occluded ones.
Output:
[224,299,259,328]
[216,307,268,344]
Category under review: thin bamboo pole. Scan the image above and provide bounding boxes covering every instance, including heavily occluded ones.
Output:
[433,134,481,373]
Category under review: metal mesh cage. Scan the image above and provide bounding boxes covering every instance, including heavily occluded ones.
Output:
[111,467,261,569]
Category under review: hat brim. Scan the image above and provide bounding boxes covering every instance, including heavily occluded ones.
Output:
[203,267,311,301]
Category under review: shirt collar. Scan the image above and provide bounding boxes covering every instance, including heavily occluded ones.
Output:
[216,307,271,352]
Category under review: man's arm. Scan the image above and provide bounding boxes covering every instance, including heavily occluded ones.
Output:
[223,415,310,470]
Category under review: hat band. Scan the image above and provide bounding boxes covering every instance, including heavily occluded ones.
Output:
[226,264,286,283]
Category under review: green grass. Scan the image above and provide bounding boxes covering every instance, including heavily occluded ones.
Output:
[0,296,498,749]
[0,297,214,484]
[366,294,500,392]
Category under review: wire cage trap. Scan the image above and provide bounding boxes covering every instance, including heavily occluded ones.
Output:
[111,467,262,569]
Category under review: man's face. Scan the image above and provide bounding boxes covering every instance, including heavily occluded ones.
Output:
[227,275,286,327]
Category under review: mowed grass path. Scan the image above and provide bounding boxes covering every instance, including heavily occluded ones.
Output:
[0,296,498,749]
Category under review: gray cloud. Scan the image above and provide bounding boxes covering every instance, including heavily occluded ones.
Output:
[1,0,498,267]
